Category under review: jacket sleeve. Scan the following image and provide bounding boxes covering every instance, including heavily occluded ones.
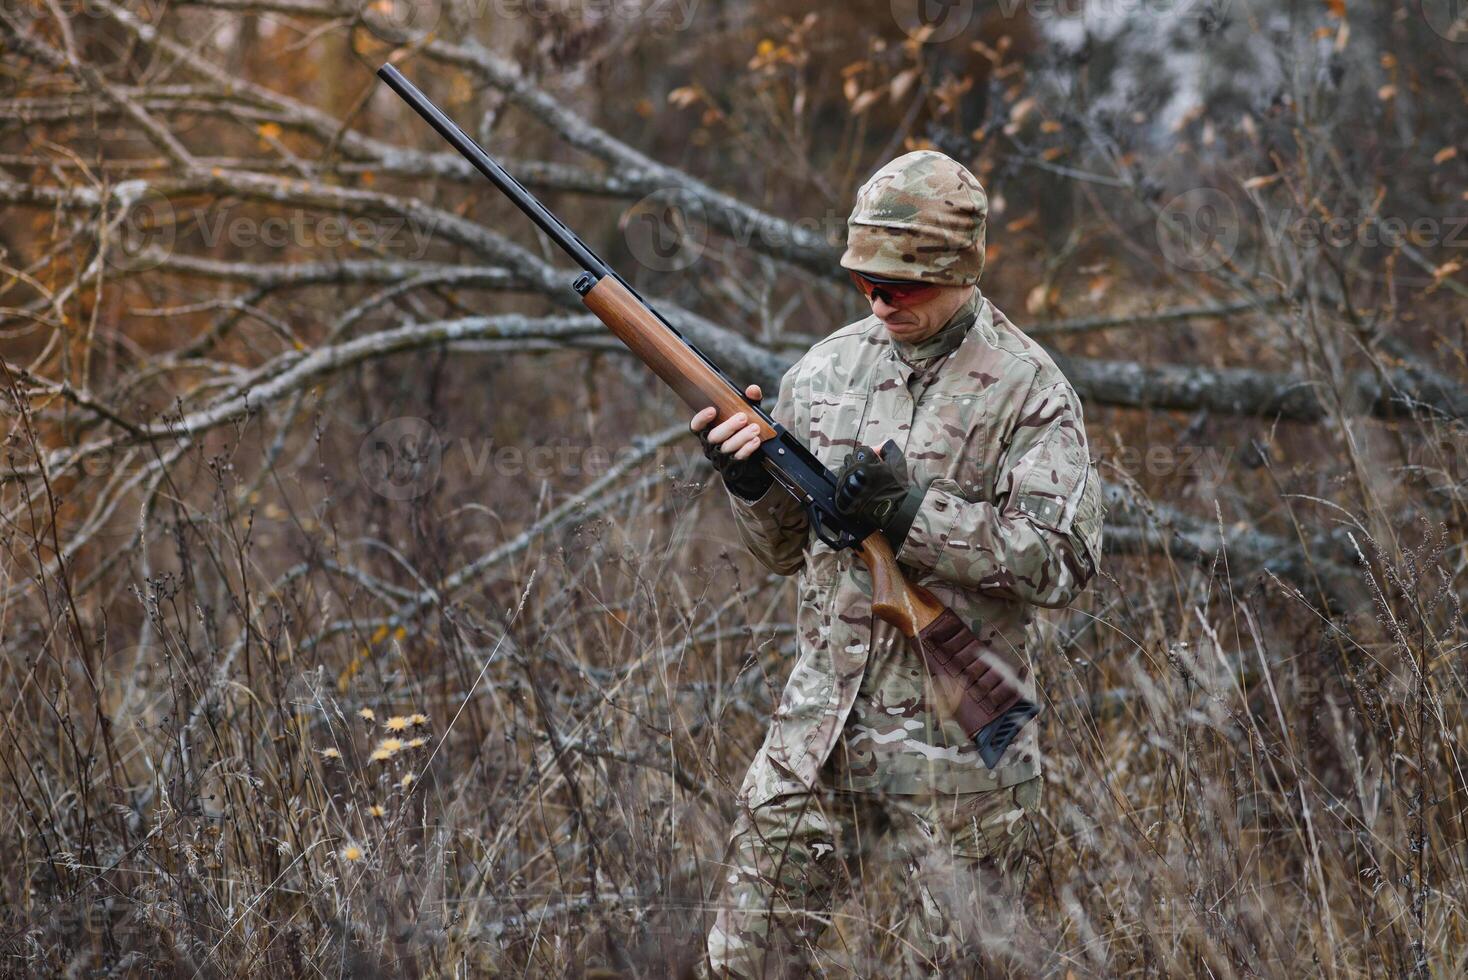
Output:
[895,377,1103,608]
[726,361,810,576]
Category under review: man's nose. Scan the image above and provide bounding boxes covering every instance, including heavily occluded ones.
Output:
[871,294,899,318]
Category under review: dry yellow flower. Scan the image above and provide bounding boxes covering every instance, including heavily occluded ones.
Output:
[407,737,428,749]
[384,716,410,732]
[400,773,415,789]
[368,804,386,818]
[340,844,364,862]
[369,748,393,762]
[358,707,375,722]
[408,713,428,727]
[318,747,341,760]
[378,738,404,753]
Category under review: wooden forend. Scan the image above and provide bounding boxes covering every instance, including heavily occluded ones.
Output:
[581,276,777,438]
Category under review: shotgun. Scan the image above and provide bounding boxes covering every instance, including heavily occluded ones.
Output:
[377,63,1038,767]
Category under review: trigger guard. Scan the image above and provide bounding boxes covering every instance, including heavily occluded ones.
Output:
[807,503,857,550]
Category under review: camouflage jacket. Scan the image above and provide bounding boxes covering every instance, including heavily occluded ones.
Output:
[728,289,1103,808]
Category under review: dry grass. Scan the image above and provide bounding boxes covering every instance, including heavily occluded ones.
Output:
[2,1,1467,976]
[3,371,1465,976]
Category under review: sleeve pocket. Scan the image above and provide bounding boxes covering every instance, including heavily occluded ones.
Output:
[1011,421,1087,534]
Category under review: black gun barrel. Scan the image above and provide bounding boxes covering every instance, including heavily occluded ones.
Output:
[378,63,873,551]
[378,63,737,392]
[377,63,612,281]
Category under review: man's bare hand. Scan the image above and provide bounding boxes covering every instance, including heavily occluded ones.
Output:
[690,384,764,461]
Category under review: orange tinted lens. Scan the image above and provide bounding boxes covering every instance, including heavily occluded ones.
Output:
[850,272,938,303]
[889,281,939,301]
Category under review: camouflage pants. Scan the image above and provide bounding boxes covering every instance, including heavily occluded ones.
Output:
[702,778,1041,979]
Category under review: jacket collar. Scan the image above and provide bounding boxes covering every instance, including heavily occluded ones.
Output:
[889,287,982,365]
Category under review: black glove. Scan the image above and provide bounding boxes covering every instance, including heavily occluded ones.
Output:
[833,441,924,551]
[697,427,773,501]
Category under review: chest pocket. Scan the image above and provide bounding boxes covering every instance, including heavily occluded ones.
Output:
[906,391,993,503]
[808,388,869,472]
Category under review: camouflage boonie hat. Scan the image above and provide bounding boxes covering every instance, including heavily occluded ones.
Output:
[840,150,988,286]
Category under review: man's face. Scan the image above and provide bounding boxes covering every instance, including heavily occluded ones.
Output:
[850,273,976,345]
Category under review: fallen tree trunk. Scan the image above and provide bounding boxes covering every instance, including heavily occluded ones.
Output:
[1052,353,1468,422]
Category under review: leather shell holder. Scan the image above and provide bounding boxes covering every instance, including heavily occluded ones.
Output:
[914,608,1040,769]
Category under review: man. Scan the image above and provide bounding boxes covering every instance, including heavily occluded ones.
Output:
[690,150,1103,977]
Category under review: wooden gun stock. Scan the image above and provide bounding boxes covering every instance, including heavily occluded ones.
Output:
[857,532,945,637]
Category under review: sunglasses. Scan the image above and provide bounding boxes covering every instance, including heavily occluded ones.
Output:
[849,271,942,306]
